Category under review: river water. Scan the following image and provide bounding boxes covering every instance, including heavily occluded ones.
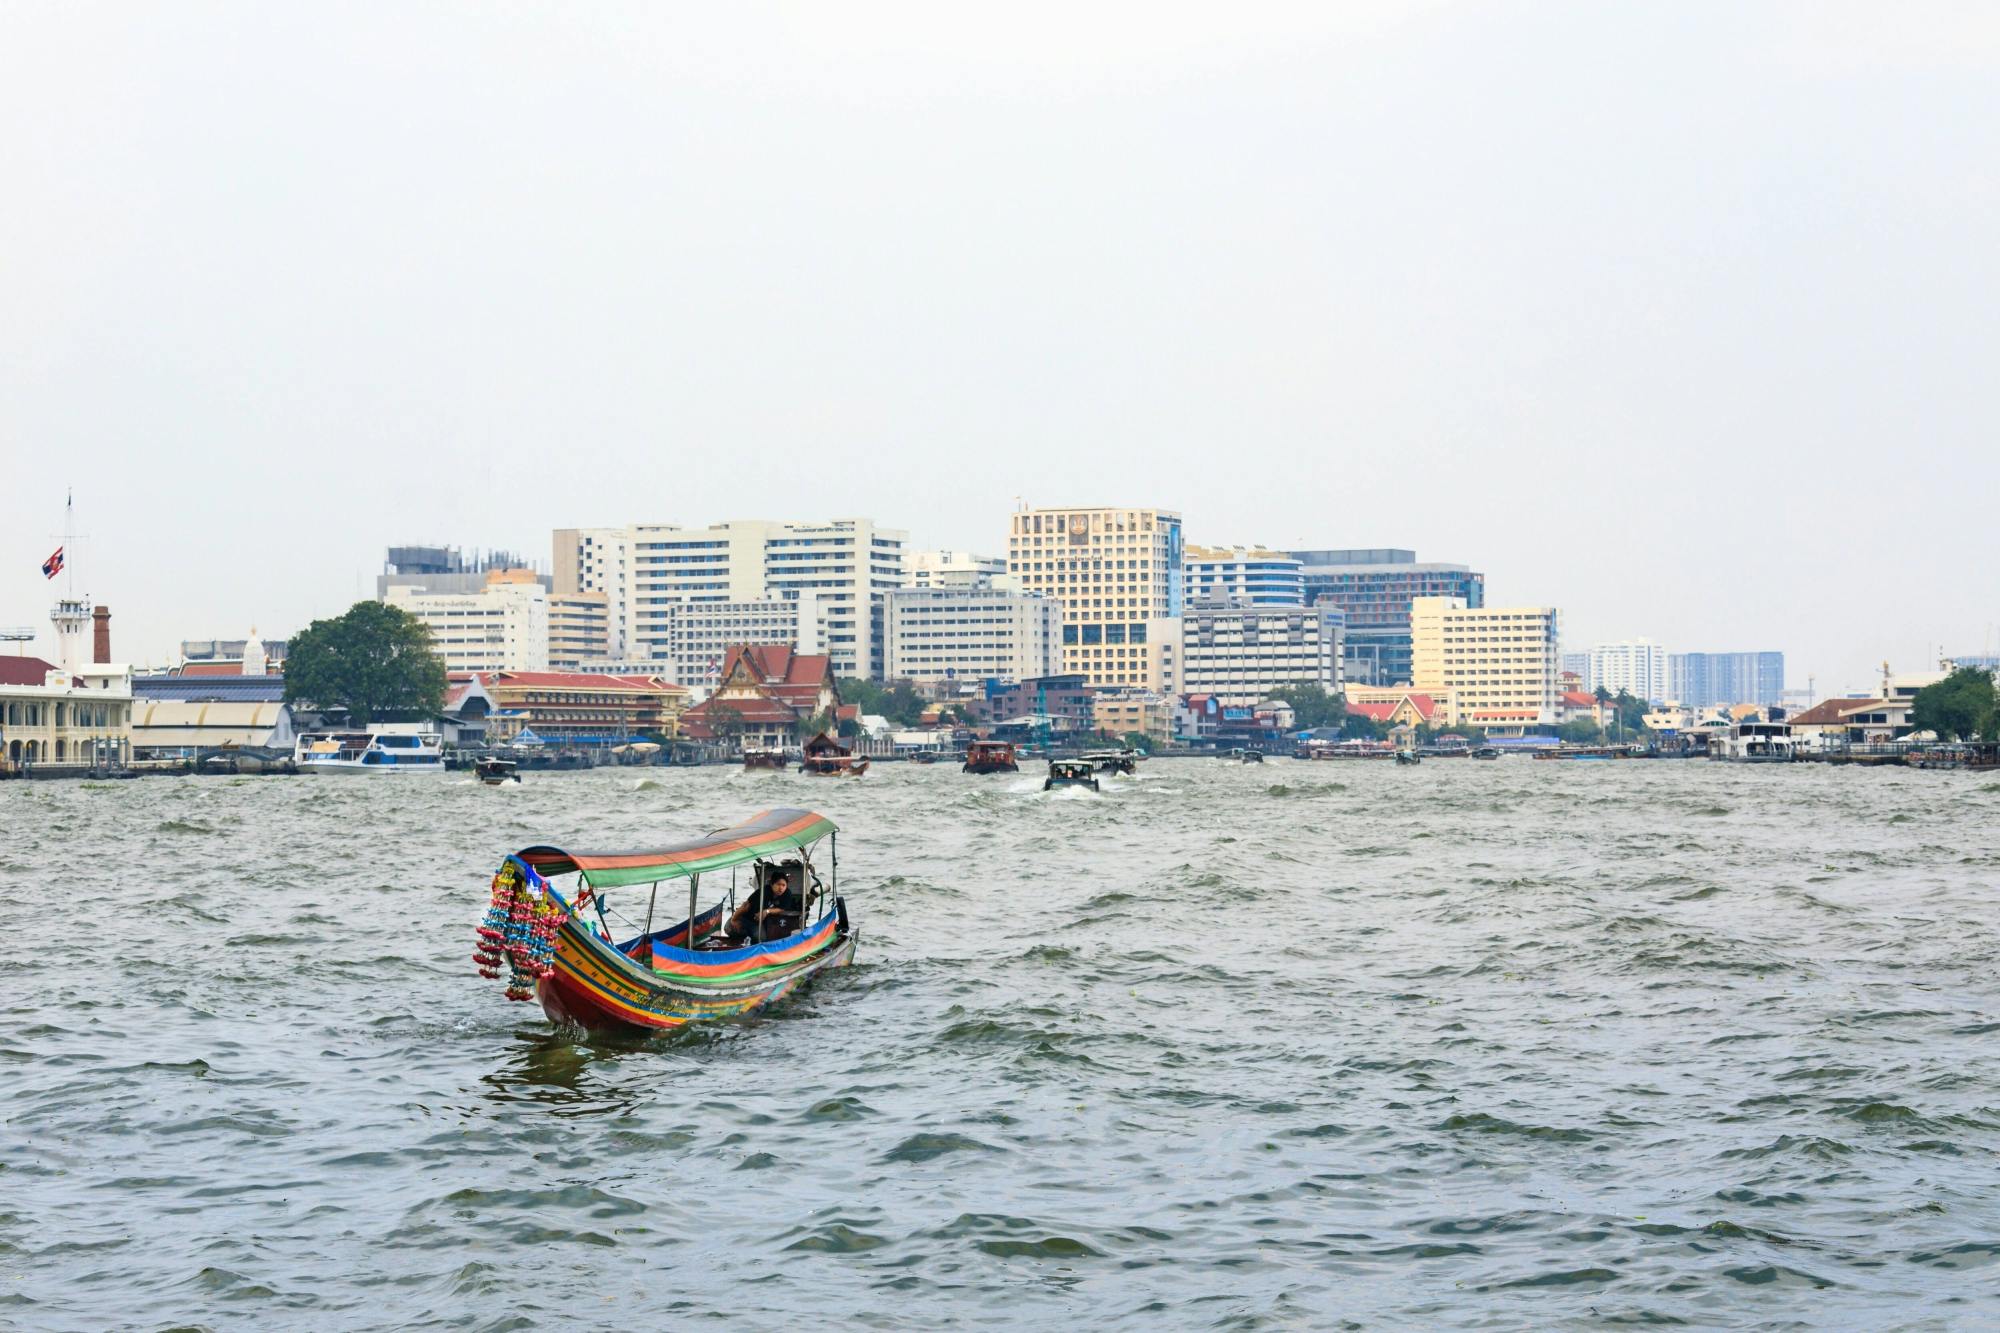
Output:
[3,759,1998,1329]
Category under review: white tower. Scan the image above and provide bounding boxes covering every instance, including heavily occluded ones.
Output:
[51,598,91,677]
[243,628,268,677]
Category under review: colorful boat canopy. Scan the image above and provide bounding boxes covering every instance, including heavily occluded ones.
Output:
[514,807,837,889]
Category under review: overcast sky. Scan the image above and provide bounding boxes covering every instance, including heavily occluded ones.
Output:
[4,3,1995,693]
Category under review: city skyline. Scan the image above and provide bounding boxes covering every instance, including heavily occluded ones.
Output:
[6,6,1998,692]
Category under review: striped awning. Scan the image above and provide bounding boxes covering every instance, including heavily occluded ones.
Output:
[513,808,837,889]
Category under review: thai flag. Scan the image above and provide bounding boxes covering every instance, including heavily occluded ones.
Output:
[41,547,63,579]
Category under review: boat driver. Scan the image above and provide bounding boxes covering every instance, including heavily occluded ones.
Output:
[725,869,804,944]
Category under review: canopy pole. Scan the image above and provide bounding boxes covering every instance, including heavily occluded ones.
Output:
[688,873,700,955]
[642,881,659,946]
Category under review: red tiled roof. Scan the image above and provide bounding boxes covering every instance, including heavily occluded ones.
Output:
[1786,697,1886,727]
[1347,702,1398,723]
[180,661,244,677]
[1561,691,1597,707]
[482,671,661,692]
[0,655,62,687]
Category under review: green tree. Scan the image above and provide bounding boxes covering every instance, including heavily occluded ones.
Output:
[1558,717,1605,744]
[1262,683,1348,731]
[1122,731,1155,753]
[283,601,446,726]
[837,677,926,726]
[797,708,833,739]
[705,701,745,751]
[1340,712,1384,740]
[1911,667,1999,740]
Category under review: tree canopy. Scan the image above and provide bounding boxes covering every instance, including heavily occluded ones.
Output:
[838,677,927,726]
[283,601,447,725]
[1261,683,1348,731]
[1910,667,1998,741]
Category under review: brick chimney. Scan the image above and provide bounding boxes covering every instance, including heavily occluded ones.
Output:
[93,606,111,664]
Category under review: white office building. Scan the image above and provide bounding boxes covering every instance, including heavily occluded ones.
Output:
[1585,639,1670,703]
[1183,546,1306,607]
[1180,598,1344,707]
[906,550,1007,589]
[554,518,906,679]
[385,570,550,673]
[883,586,1062,685]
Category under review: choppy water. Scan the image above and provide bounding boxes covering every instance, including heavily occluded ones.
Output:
[4,760,1999,1329]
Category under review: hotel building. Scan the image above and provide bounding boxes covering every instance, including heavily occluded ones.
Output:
[883,585,1062,686]
[1183,547,1305,607]
[1006,506,1184,691]
[1179,598,1344,707]
[555,518,906,680]
[1411,596,1560,730]
[1289,549,1484,687]
[384,569,550,673]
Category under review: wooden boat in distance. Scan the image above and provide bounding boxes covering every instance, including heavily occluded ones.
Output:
[962,740,1019,774]
[1083,749,1140,775]
[743,750,789,772]
[800,732,869,777]
[474,807,856,1035]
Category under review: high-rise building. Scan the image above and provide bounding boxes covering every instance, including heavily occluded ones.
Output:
[1180,598,1344,707]
[1667,652,1785,708]
[1585,639,1669,702]
[378,545,550,599]
[1411,596,1560,730]
[883,586,1062,685]
[1006,507,1184,691]
[547,592,610,671]
[385,569,550,673]
[1288,549,1485,686]
[553,519,906,680]
[905,550,1008,590]
[1183,547,1305,607]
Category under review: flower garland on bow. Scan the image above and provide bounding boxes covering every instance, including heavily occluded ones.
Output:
[474,859,570,1001]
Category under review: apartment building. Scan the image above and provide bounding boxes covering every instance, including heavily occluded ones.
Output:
[1183,546,1305,607]
[883,585,1062,685]
[1585,639,1669,702]
[547,592,610,672]
[1006,506,1183,691]
[1410,596,1560,730]
[1179,598,1343,707]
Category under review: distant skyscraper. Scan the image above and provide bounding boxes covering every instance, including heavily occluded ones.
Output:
[1668,651,1785,707]
[1288,549,1485,686]
[1586,639,1669,702]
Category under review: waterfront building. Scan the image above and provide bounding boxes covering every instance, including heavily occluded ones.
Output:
[1784,696,1909,746]
[478,670,687,746]
[1410,597,1560,731]
[1006,506,1184,692]
[1347,682,1457,720]
[547,592,610,671]
[384,569,549,673]
[906,550,1007,590]
[883,586,1062,687]
[1585,639,1669,703]
[1182,546,1305,607]
[678,644,841,751]
[131,671,297,758]
[1287,549,1484,687]
[1091,689,1173,744]
[2,601,133,772]
[972,673,1093,736]
[555,518,906,680]
[1178,597,1343,708]
[1667,651,1785,708]
[1345,692,1444,730]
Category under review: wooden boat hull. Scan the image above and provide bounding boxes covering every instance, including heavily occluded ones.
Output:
[538,907,858,1035]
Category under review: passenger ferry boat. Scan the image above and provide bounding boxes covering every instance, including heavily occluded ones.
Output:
[295,730,446,774]
[1712,722,1796,764]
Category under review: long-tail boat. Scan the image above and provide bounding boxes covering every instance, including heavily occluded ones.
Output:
[473,807,856,1034]
[961,740,1019,774]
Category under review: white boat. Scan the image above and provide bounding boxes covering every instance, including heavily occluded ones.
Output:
[1713,722,1795,764]
[295,730,446,774]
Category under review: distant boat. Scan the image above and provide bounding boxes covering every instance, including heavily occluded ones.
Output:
[743,750,789,772]
[476,757,521,785]
[962,740,1019,774]
[1044,759,1100,792]
[296,731,445,774]
[801,732,869,777]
